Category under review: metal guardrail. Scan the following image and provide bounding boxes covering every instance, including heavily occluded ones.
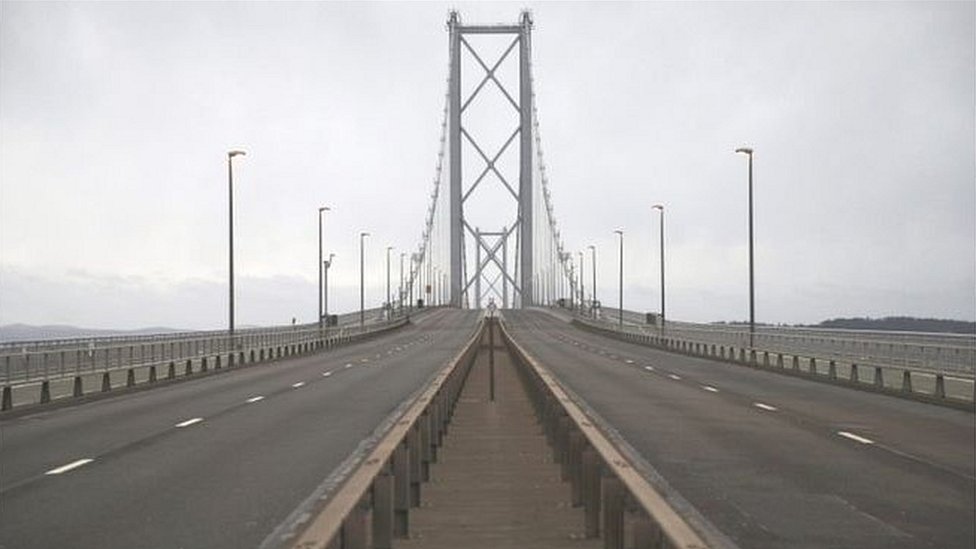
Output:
[0,307,411,385]
[279,317,713,549]
[0,307,388,350]
[500,319,711,549]
[0,313,417,412]
[574,307,975,376]
[279,317,486,549]
[573,316,975,410]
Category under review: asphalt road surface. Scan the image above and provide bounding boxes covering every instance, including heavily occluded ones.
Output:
[0,308,480,549]
[504,309,975,549]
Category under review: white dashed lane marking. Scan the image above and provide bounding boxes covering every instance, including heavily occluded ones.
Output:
[838,431,875,445]
[322,371,333,377]
[175,418,204,428]
[753,403,777,412]
[668,374,682,381]
[702,385,719,393]
[246,396,265,403]
[292,382,305,388]
[643,366,655,372]
[45,459,94,475]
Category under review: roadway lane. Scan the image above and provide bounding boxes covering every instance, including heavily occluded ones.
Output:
[505,310,975,549]
[0,308,480,549]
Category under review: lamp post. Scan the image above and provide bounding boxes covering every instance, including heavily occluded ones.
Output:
[652,204,665,334]
[386,246,393,317]
[735,147,756,348]
[323,253,334,323]
[360,232,370,328]
[399,252,405,313]
[318,206,331,329]
[588,245,596,316]
[578,251,585,313]
[614,230,624,327]
[227,150,246,336]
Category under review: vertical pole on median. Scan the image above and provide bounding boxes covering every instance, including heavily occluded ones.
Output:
[488,303,497,402]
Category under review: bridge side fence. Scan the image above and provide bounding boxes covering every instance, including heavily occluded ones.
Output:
[570,313,975,411]
[0,307,439,412]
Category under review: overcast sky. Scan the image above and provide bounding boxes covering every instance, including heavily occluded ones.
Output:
[1,1,973,330]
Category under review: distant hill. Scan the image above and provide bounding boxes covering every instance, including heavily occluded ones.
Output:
[0,323,184,343]
[809,317,975,335]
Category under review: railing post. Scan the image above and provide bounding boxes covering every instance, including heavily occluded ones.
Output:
[632,515,662,549]
[372,466,395,549]
[934,374,946,398]
[602,475,625,549]
[340,494,370,549]
[392,441,410,538]
[408,424,422,507]
[582,448,601,538]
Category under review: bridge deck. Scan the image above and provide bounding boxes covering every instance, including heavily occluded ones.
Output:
[397,330,598,548]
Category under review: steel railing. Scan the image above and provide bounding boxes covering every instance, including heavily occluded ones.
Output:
[568,306,975,376]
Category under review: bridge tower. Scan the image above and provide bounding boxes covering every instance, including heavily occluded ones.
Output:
[448,11,534,309]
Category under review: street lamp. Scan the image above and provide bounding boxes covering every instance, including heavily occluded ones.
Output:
[735,147,756,348]
[652,204,665,335]
[579,251,585,312]
[227,149,246,336]
[588,245,596,316]
[360,232,370,328]
[399,252,405,313]
[614,230,624,327]
[386,246,394,316]
[318,206,331,329]
[324,253,335,323]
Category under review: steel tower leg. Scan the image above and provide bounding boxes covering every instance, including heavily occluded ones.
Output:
[448,12,463,308]
[518,11,533,307]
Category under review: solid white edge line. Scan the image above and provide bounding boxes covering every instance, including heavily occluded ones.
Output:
[702,385,719,393]
[246,396,265,403]
[292,382,305,388]
[753,402,777,412]
[838,431,875,445]
[45,458,94,475]
[175,417,204,428]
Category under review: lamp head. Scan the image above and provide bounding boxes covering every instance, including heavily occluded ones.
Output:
[652,204,664,211]
[614,229,624,236]
[228,150,246,158]
[361,232,370,238]
[588,245,596,251]
[319,206,331,213]
[735,147,753,155]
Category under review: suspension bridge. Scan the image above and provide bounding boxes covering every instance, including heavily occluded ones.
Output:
[1,12,973,549]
